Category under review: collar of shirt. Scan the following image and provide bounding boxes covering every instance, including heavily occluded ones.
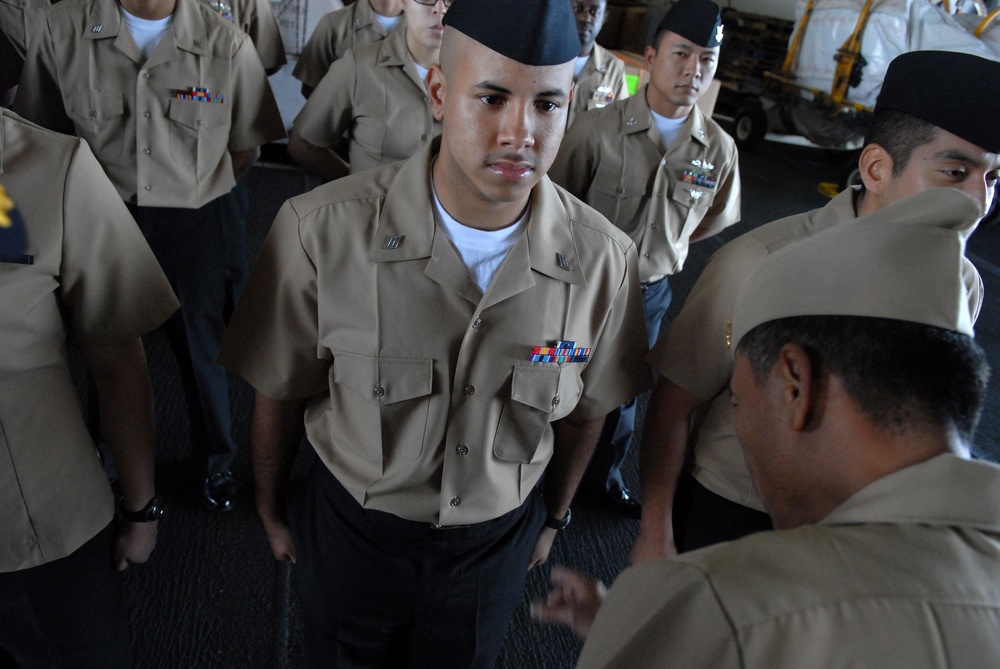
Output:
[83,0,211,61]
[622,87,711,151]
[368,139,588,289]
[822,453,1000,533]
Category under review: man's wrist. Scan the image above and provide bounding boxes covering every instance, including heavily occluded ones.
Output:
[544,507,572,531]
[118,495,165,523]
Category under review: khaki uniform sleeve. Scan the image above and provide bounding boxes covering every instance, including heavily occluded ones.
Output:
[12,14,73,134]
[697,139,741,236]
[570,239,651,420]
[243,0,286,74]
[220,199,329,400]
[293,51,357,149]
[292,14,340,90]
[548,112,600,202]
[649,235,767,400]
[577,562,742,669]
[60,139,179,344]
[228,33,286,150]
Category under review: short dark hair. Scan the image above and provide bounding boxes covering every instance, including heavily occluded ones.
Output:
[863,108,938,176]
[736,316,990,443]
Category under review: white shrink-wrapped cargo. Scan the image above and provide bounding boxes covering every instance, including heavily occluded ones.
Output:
[790,0,995,108]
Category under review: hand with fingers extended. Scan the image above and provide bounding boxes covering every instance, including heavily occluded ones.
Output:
[530,565,608,639]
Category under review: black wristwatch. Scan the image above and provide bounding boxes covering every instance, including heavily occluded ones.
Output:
[544,508,572,531]
[119,496,165,523]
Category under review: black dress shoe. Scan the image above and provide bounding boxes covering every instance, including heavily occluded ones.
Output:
[606,487,642,520]
[203,471,237,512]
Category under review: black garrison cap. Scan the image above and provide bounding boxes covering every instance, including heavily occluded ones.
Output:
[442,0,580,66]
[654,0,724,48]
[875,51,1000,154]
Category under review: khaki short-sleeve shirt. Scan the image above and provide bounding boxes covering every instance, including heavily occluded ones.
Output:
[578,455,1000,668]
[14,0,285,208]
[221,142,651,526]
[649,188,984,511]
[292,0,402,92]
[201,0,286,74]
[550,87,741,282]
[0,109,178,572]
[567,44,629,129]
[294,29,438,174]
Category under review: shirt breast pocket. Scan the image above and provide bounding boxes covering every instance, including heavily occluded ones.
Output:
[670,185,716,235]
[332,351,434,462]
[492,365,563,464]
[590,179,646,232]
[65,92,126,161]
[167,99,229,171]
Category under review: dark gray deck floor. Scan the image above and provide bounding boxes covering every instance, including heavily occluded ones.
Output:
[119,140,1000,668]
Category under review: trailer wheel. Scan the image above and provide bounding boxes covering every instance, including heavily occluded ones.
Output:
[733,103,767,150]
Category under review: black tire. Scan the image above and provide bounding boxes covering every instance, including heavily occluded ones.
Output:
[732,102,767,151]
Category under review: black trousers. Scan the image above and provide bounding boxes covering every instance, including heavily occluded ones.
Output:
[0,523,129,669]
[129,198,238,475]
[672,469,774,553]
[290,462,546,669]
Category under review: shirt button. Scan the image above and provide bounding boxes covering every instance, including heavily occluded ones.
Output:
[195,119,202,126]
[88,110,97,117]
[463,385,475,396]
[143,111,151,118]
[472,318,482,329]
[142,72,150,79]
[144,185,151,191]
[450,497,461,507]
[551,396,560,407]
[373,386,385,397]
[456,443,469,456]
[643,252,650,258]
[661,159,667,166]
[142,148,151,155]
[650,223,657,229]
[615,187,624,193]
[421,134,427,141]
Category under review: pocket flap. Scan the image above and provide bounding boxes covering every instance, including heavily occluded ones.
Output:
[168,98,227,130]
[333,352,432,405]
[670,185,715,210]
[510,365,561,413]
[66,92,124,120]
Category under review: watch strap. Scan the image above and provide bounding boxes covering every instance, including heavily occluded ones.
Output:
[119,496,164,523]
[544,507,572,531]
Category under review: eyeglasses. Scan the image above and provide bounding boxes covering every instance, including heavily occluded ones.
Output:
[412,0,452,7]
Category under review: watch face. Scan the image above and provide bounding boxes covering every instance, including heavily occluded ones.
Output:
[147,498,166,521]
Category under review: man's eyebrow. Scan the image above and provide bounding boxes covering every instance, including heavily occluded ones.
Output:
[473,81,569,99]
[933,150,987,168]
[473,80,512,95]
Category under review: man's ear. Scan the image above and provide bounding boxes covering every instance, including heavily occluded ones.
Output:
[858,143,894,197]
[776,343,820,432]
[644,45,656,72]
[428,64,446,121]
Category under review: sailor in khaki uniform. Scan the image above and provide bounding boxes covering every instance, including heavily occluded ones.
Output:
[220,0,649,666]
[567,0,628,128]
[630,50,1000,564]
[534,187,1000,669]
[288,0,444,182]
[201,0,286,75]
[549,0,739,517]
[293,0,403,98]
[14,0,286,512]
[0,108,178,667]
